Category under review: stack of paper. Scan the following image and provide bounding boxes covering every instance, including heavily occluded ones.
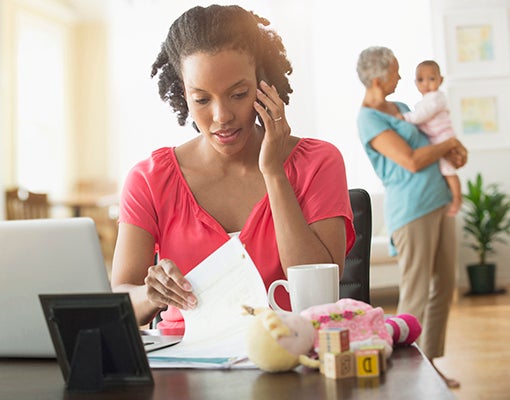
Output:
[148,236,269,369]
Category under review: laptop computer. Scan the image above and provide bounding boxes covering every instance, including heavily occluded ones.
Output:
[0,217,180,358]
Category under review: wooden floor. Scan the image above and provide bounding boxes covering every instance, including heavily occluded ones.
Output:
[374,286,510,400]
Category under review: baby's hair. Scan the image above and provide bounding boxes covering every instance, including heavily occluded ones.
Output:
[150,4,293,126]
[417,60,441,74]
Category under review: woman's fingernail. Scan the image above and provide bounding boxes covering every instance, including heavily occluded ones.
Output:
[187,296,197,307]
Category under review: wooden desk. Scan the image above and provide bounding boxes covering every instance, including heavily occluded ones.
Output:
[0,346,455,400]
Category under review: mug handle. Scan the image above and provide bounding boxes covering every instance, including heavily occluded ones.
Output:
[267,279,289,312]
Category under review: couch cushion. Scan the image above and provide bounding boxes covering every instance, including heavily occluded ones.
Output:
[370,192,386,235]
[371,236,397,264]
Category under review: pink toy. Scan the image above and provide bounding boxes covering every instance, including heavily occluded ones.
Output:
[384,313,422,346]
[300,298,394,358]
[243,300,423,373]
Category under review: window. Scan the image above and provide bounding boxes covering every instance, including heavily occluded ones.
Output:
[15,10,71,196]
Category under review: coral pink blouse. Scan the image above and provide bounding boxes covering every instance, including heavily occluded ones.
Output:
[119,138,355,334]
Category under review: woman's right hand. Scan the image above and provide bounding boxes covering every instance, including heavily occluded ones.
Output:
[254,81,291,177]
[144,258,197,311]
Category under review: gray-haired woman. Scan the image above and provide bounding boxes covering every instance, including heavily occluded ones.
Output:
[356,46,467,389]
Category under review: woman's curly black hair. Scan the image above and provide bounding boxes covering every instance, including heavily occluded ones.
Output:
[150,4,293,126]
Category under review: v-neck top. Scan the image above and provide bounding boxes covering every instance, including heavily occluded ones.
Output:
[119,137,354,330]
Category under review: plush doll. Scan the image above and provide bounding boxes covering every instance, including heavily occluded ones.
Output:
[244,299,422,373]
[243,305,320,372]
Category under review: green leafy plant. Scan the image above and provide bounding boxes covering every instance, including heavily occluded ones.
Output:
[462,173,510,265]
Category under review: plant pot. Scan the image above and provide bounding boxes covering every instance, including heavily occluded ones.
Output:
[466,263,496,294]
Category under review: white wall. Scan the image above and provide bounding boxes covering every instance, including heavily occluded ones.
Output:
[107,0,433,191]
[431,0,510,287]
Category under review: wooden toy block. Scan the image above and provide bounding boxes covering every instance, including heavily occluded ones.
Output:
[323,351,355,379]
[318,328,350,354]
[355,349,381,377]
[318,328,350,373]
[358,344,387,372]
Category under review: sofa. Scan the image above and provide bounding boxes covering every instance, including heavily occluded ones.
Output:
[369,192,400,292]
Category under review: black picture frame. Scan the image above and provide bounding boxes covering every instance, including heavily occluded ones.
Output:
[39,292,153,392]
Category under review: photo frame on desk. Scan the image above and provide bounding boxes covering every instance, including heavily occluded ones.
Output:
[39,293,153,392]
[448,79,510,150]
[444,9,510,78]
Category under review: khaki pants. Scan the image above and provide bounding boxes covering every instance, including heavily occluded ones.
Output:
[392,205,456,359]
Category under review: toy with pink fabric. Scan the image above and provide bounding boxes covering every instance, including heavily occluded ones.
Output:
[300,298,393,358]
[244,298,422,372]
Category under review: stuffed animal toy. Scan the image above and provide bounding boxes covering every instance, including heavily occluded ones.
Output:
[244,299,422,373]
[243,305,320,372]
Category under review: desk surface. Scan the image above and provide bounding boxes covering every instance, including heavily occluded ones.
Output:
[0,346,455,400]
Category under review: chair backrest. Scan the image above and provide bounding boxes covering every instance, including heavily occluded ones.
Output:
[339,188,372,304]
[5,187,50,220]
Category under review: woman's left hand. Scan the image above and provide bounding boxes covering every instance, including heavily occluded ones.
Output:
[253,80,291,175]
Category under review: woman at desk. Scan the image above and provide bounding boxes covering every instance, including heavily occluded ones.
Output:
[111,5,355,335]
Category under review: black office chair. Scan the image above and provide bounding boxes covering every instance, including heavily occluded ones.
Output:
[339,188,372,304]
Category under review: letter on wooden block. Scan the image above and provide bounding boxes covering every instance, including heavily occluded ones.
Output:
[355,349,380,377]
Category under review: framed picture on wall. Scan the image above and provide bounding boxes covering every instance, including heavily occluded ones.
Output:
[448,79,510,150]
[444,9,510,78]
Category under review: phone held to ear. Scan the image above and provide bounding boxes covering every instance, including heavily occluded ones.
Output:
[257,66,270,88]
[255,68,269,125]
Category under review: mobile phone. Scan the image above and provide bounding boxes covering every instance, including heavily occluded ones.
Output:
[257,66,271,88]
[256,67,270,126]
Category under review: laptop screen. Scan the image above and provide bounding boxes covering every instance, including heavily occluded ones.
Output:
[0,217,111,357]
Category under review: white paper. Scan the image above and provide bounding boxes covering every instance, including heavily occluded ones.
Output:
[148,236,268,368]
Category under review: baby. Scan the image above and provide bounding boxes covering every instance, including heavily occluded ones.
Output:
[402,60,462,216]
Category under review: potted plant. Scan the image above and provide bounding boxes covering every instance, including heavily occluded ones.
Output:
[462,173,510,294]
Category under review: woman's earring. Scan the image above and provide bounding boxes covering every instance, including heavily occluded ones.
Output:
[192,121,200,133]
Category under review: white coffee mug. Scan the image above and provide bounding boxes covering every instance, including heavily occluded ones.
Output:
[267,263,339,313]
